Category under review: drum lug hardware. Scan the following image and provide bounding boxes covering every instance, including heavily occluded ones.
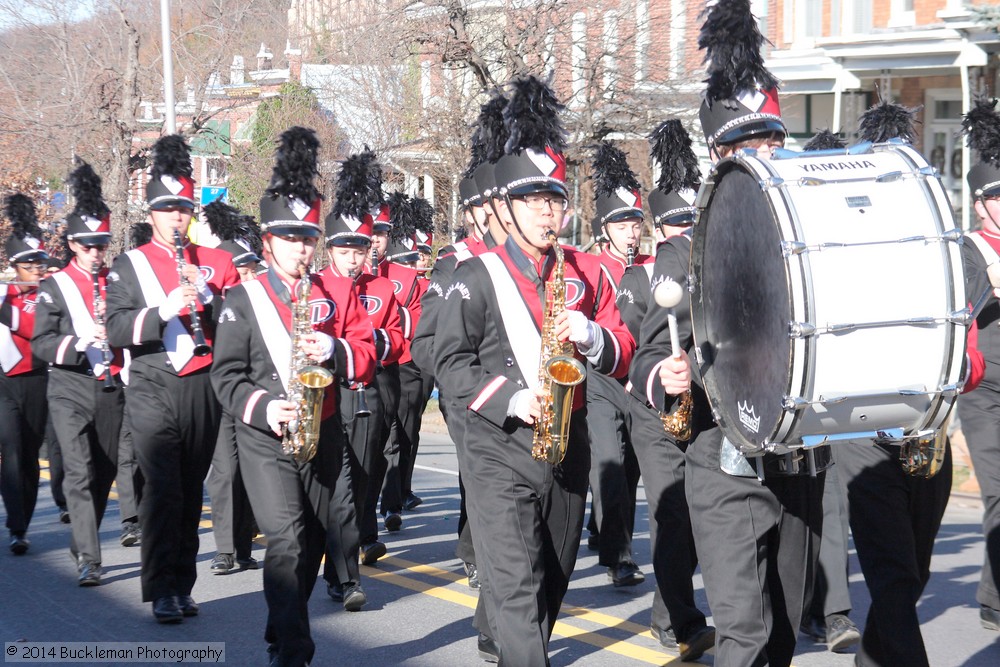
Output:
[939,384,961,398]
[948,309,971,325]
[781,241,808,257]
[918,165,938,178]
[694,346,704,366]
[827,322,857,334]
[759,176,784,190]
[898,387,928,396]
[875,171,904,183]
[905,316,935,326]
[798,177,827,187]
[782,396,809,411]
[942,228,963,242]
[788,321,816,338]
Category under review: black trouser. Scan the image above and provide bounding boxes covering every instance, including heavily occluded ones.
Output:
[129,365,219,602]
[959,387,1000,611]
[394,361,434,500]
[364,364,400,536]
[116,398,143,524]
[463,411,590,667]
[44,414,66,510]
[686,428,823,667]
[629,399,706,642]
[236,414,348,667]
[0,369,47,537]
[206,412,254,559]
[806,463,853,620]
[835,440,952,667]
[324,381,380,586]
[439,396,475,565]
[586,380,639,568]
[47,368,124,565]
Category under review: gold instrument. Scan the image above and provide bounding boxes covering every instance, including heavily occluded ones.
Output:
[531,231,586,465]
[899,410,950,478]
[91,264,118,392]
[172,229,211,356]
[281,262,334,463]
[651,279,693,441]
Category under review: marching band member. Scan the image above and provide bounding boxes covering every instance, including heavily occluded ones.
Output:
[211,127,375,666]
[202,201,261,576]
[959,94,1000,635]
[321,149,405,606]
[105,134,240,622]
[585,141,651,587]
[616,119,715,660]
[32,161,124,586]
[632,3,826,664]
[434,75,634,666]
[0,193,49,555]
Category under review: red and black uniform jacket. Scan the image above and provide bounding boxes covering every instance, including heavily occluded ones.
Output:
[0,284,44,376]
[375,258,425,365]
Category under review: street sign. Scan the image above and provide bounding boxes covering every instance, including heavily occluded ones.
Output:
[201,186,228,205]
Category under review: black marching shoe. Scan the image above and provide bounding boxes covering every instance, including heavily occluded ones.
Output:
[176,595,199,617]
[119,522,140,547]
[384,511,403,532]
[464,562,480,590]
[825,614,860,652]
[477,633,500,663]
[981,605,1000,631]
[152,596,183,624]
[236,555,259,570]
[342,582,367,612]
[650,625,677,649]
[799,615,826,642]
[402,492,423,511]
[679,626,716,662]
[360,541,387,566]
[77,560,102,587]
[211,552,236,574]
[327,582,344,603]
[59,507,71,524]
[608,560,645,587]
[9,533,29,555]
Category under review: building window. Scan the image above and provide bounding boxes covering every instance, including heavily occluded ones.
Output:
[843,0,873,34]
[571,12,587,108]
[670,0,685,77]
[889,0,916,28]
[635,0,649,84]
[602,10,618,94]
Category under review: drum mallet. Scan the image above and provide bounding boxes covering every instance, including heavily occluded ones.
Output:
[653,278,685,359]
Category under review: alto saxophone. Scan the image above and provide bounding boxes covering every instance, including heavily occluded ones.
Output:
[531,231,587,465]
[282,262,334,463]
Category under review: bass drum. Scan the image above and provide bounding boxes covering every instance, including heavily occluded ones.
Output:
[690,142,965,454]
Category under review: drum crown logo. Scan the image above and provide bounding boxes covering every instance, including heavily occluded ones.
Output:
[738,400,761,433]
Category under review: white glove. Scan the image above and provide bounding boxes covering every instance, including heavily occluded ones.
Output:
[311,332,334,363]
[509,388,536,425]
[266,400,286,437]
[566,310,599,351]
[74,322,96,351]
[159,287,189,321]
[194,276,214,305]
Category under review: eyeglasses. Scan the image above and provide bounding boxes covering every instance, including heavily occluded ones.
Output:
[18,262,48,271]
[516,194,569,212]
[80,243,109,251]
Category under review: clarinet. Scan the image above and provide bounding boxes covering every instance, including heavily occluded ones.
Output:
[348,267,371,417]
[626,243,635,267]
[172,229,211,356]
[91,264,118,392]
[371,246,380,277]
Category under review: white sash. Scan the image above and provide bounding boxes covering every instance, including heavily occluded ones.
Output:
[127,249,195,370]
[967,233,1000,299]
[51,272,105,375]
[0,291,21,373]
[479,253,541,391]
[244,280,291,393]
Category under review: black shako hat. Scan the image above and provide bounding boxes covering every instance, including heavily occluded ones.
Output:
[260,127,324,237]
[648,119,702,227]
[962,96,1000,199]
[147,134,196,210]
[468,93,509,204]
[590,142,643,241]
[698,0,785,150]
[385,192,419,263]
[204,201,261,267]
[3,193,48,264]
[65,159,112,244]
[495,76,568,199]
[326,149,383,247]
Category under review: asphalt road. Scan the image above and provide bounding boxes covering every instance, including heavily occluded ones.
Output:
[2,431,999,666]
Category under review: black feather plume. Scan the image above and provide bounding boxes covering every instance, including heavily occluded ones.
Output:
[264,126,323,203]
[204,201,258,243]
[409,196,435,235]
[331,148,383,221]
[591,142,640,198]
[149,134,193,180]
[649,120,701,193]
[130,222,153,248]
[503,75,566,155]
[962,95,1000,167]
[69,159,110,219]
[4,193,40,240]
[387,192,412,244]
[699,0,778,105]
[466,94,509,177]
[858,100,919,144]
[803,129,846,152]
